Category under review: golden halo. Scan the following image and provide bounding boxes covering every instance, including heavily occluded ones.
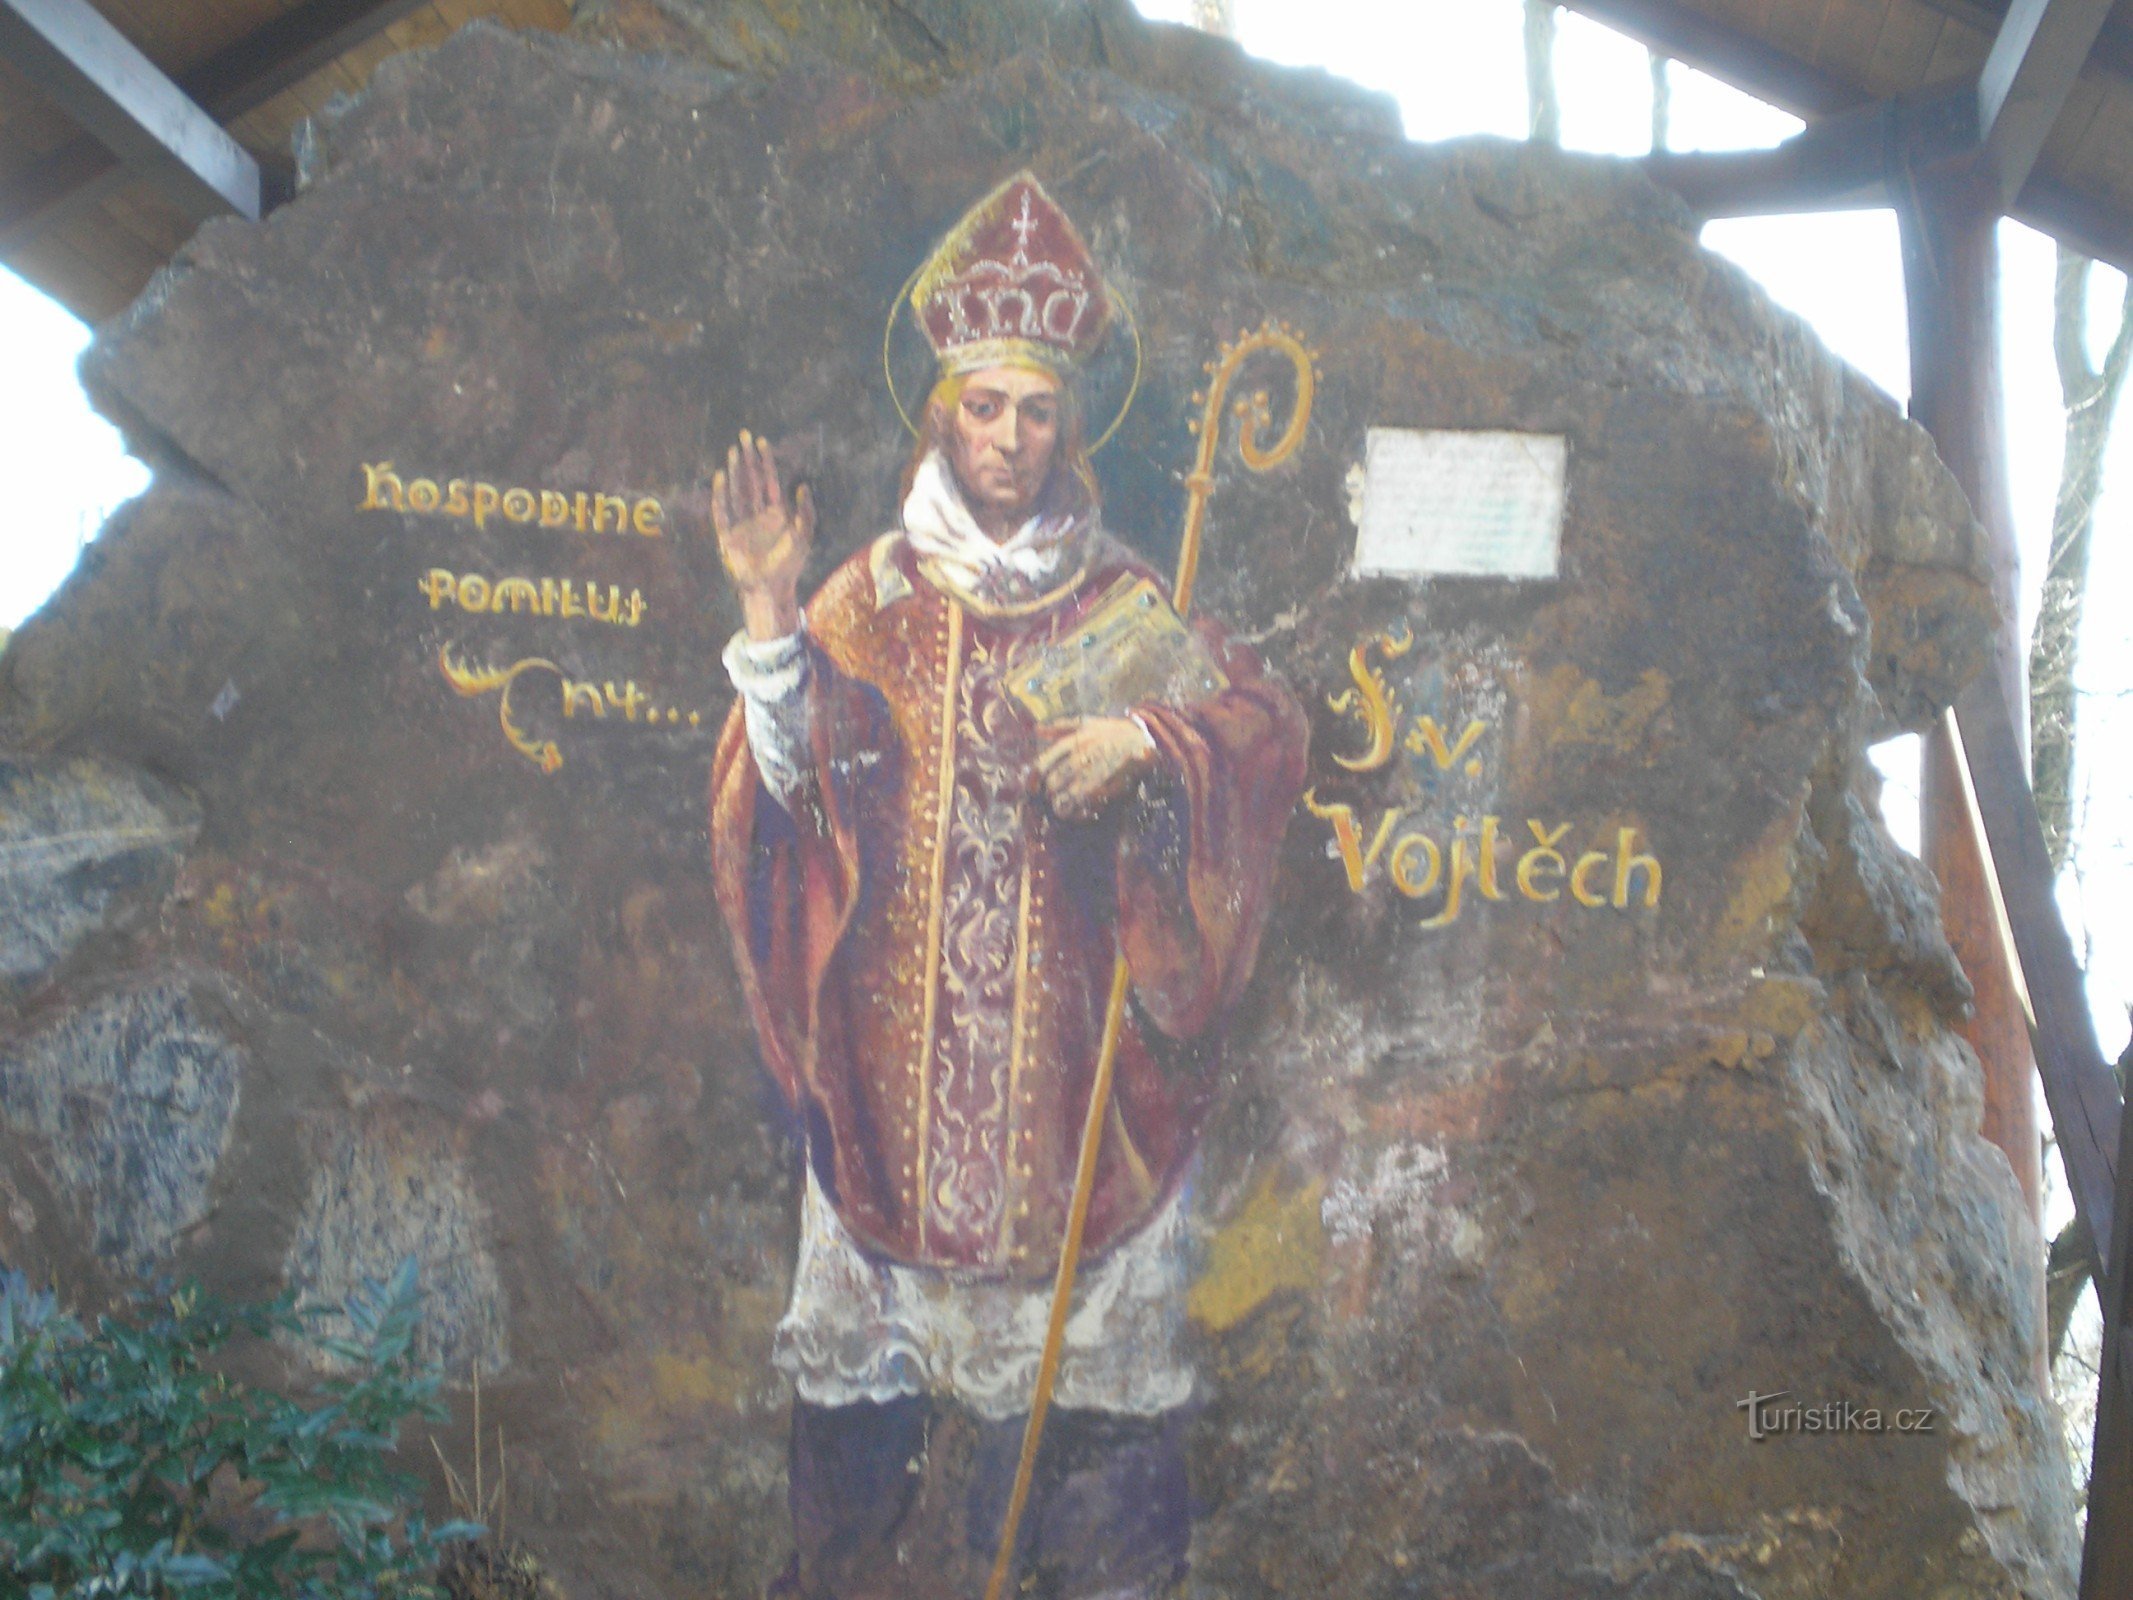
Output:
[881,263,1144,454]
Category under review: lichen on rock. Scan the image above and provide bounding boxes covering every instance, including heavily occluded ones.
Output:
[0,981,240,1276]
[286,1115,510,1377]
[0,757,200,993]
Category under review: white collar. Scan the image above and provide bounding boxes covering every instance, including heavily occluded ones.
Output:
[897,451,1093,611]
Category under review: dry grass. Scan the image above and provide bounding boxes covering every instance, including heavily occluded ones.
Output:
[432,1372,564,1600]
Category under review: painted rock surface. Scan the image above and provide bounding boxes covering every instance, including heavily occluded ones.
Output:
[0,4,2072,1596]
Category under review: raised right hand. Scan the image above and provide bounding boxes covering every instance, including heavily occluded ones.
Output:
[712,430,814,638]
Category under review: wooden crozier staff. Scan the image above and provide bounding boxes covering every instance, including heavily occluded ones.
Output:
[985,318,1318,1600]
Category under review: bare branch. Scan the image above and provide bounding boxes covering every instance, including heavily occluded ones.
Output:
[1525,1,1560,145]
[2054,248,2094,393]
[2101,266,2133,402]
[1650,52,1670,153]
[2050,1212,2094,1363]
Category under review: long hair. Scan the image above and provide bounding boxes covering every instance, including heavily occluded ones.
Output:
[899,366,1100,523]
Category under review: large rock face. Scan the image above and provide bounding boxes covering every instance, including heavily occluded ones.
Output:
[0,3,2074,1595]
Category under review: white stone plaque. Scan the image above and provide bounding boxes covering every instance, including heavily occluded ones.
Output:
[1350,427,1567,580]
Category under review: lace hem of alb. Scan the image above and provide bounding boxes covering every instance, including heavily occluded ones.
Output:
[773,1165,1196,1422]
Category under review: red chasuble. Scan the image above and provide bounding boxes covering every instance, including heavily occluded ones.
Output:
[711,533,1307,1276]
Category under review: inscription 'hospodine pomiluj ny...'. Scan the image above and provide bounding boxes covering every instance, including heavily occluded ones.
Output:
[357,460,699,770]
[1305,626,1663,928]
[362,461,665,535]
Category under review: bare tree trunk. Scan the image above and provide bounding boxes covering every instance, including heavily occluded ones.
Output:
[2037,251,2133,1368]
[2050,1210,2095,1359]
[2031,248,2133,881]
[1649,52,1670,153]
[2032,252,2124,1361]
[1524,0,1560,145]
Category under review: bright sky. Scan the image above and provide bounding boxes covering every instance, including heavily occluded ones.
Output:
[0,272,148,625]
[1128,0,2133,1073]
[3,0,2128,1077]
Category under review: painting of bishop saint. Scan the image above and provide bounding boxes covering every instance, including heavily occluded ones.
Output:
[708,172,1309,1599]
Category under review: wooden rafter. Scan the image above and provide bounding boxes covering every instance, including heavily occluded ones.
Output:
[0,0,258,225]
[179,0,428,114]
[1977,0,2119,202]
[0,0,426,255]
[2014,170,2133,273]
[1561,0,1862,115]
[1911,0,2133,85]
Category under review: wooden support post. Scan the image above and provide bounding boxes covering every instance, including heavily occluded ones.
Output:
[1897,169,2048,1373]
[2081,1077,2133,1591]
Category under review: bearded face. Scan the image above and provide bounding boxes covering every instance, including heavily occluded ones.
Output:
[942,365,1063,529]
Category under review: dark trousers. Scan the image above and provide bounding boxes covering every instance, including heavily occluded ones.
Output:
[774,1395,1190,1600]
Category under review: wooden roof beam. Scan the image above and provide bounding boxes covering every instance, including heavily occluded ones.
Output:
[1979,0,2119,204]
[2015,173,2133,275]
[1641,129,2133,274]
[1640,87,1979,219]
[0,0,258,226]
[178,0,430,124]
[1560,0,1865,117]
[0,0,426,258]
[1643,99,1898,217]
[1914,0,2133,86]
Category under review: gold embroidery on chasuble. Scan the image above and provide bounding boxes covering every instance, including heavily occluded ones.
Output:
[926,631,1028,1259]
[811,549,1159,1274]
[829,565,1085,1272]
[823,573,962,1255]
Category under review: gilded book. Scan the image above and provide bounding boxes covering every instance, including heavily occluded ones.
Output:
[1003,574,1228,724]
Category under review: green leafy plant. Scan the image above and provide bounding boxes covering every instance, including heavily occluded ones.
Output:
[0,1259,478,1598]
